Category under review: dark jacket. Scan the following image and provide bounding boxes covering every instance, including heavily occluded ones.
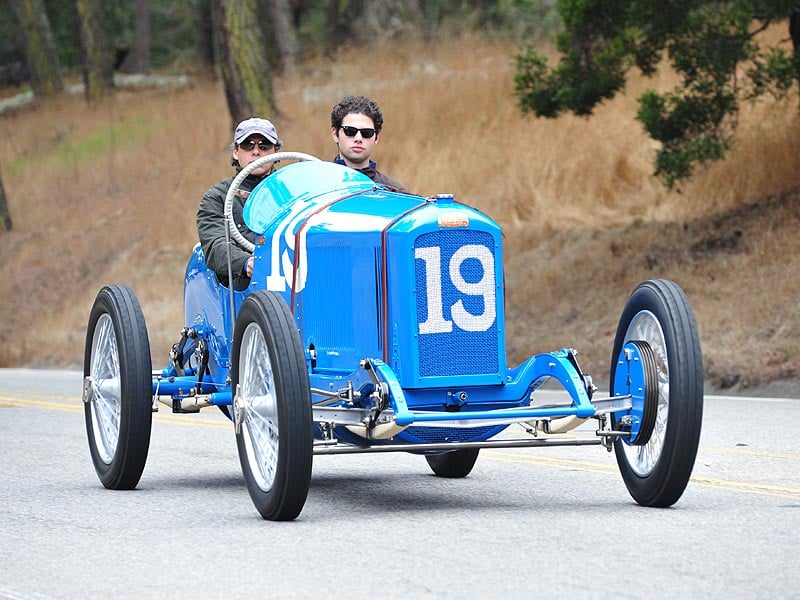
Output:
[196,172,265,288]
[333,156,408,193]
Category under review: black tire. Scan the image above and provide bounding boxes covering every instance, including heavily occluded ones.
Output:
[425,449,480,478]
[610,279,703,507]
[232,291,313,521]
[83,285,153,490]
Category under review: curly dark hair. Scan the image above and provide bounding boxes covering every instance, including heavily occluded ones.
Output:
[330,95,384,133]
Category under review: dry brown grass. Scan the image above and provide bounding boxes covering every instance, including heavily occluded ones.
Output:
[1,32,798,390]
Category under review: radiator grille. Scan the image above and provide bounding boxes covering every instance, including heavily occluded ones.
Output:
[402,425,506,444]
[414,230,499,377]
[303,244,355,368]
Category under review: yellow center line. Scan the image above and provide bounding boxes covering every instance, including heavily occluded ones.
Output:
[691,476,800,495]
[487,450,618,471]
[0,391,82,402]
[700,446,800,461]
[0,398,82,413]
[485,450,800,500]
[0,395,231,429]
[153,414,231,429]
[4,393,800,499]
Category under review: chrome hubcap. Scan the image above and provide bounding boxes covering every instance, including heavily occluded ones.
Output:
[239,323,280,491]
[621,310,669,476]
[89,314,122,464]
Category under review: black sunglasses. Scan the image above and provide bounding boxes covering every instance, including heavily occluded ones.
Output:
[239,139,274,151]
[340,125,376,139]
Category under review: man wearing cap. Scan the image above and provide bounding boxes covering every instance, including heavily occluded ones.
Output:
[331,95,408,193]
[197,117,281,289]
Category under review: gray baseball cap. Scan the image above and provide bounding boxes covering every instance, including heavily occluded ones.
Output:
[233,117,280,145]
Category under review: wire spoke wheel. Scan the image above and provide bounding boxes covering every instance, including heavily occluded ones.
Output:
[83,285,152,490]
[232,291,313,520]
[89,314,122,464]
[239,323,280,491]
[621,320,667,474]
[610,279,703,507]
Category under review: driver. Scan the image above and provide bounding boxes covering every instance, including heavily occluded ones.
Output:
[197,117,282,289]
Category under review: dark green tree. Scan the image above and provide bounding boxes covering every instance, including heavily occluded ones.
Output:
[265,0,298,72]
[514,1,800,188]
[213,0,278,125]
[11,0,64,97]
[0,170,11,232]
[75,0,114,101]
[191,0,216,74]
[118,0,151,74]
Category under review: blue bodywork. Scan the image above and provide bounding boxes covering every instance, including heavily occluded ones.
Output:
[157,160,644,446]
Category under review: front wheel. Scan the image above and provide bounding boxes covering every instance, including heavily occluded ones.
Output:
[610,279,703,507]
[425,449,480,478]
[232,291,313,520]
[83,285,153,489]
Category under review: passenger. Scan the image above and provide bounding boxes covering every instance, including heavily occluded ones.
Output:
[197,117,281,289]
[330,95,408,193]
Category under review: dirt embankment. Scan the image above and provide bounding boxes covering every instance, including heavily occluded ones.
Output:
[1,34,799,397]
[504,187,800,395]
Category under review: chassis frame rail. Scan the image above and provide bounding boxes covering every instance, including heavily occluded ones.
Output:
[312,435,609,455]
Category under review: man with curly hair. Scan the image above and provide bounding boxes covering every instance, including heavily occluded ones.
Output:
[330,95,408,193]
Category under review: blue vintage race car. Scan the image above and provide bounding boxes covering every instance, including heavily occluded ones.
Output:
[82,152,703,520]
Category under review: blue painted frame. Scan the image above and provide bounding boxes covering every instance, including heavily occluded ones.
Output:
[154,160,637,442]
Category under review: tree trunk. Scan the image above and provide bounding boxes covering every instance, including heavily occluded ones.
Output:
[790,13,800,102]
[339,0,364,41]
[266,0,298,73]
[213,0,278,126]
[11,0,63,98]
[289,0,307,28]
[417,0,442,41]
[193,0,216,75]
[75,0,114,101]
[0,171,12,232]
[119,0,150,74]
[342,0,419,43]
[324,0,339,57]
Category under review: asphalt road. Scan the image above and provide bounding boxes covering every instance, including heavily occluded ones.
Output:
[1,369,798,600]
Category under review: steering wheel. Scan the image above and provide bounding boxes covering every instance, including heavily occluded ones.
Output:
[224,151,320,253]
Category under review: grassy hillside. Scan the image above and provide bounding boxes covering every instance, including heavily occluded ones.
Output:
[1,34,798,392]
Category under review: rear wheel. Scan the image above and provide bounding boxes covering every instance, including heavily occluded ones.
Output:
[232,291,313,520]
[83,285,152,489]
[425,449,480,478]
[610,279,703,507]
